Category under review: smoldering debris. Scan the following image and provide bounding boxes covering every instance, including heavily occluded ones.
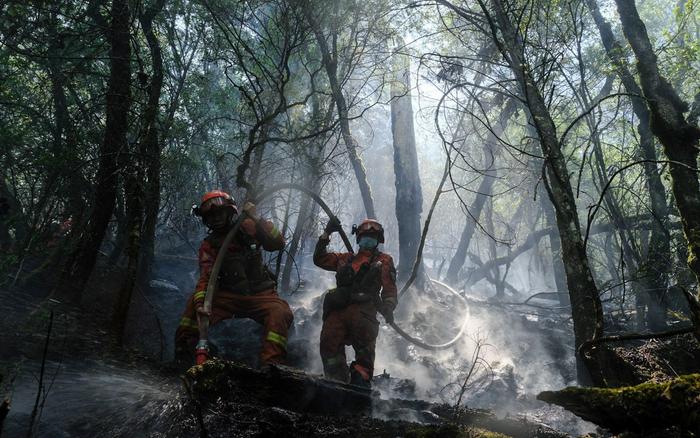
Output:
[183,359,568,438]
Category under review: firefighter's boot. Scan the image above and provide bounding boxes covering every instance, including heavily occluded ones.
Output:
[349,362,372,388]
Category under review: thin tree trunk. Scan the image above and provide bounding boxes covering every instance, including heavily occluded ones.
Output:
[138,0,166,281]
[280,192,308,291]
[613,0,700,341]
[478,0,604,384]
[302,6,376,218]
[484,198,505,299]
[113,166,143,344]
[445,99,516,285]
[55,0,131,302]
[445,166,497,286]
[390,40,423,283]
[541,195,569,305]
[586,0,671,331]
[112,0,168,342]
[0,178,25,251]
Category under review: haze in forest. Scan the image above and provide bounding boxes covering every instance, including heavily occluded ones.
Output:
[1,0,699,436]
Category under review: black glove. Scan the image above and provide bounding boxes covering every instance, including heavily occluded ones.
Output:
[324,216,342,234]
[379,302,394,324]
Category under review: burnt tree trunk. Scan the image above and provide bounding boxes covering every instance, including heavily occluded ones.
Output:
[390,42,424,283]
[0,178,25,251]
[55,0,131,302]
[613,0,700,341]
[138,0,166,281]
[113,0,166,343]
[113,160,143,344]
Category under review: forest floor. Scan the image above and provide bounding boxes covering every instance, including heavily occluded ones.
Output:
[0,280,569,437]
[0,289,560,437]
[0,256,578,438]
[4,255,697,437]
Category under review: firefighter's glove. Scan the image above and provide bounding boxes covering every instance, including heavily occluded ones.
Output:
[242,201,260,221]
[324,216,342,235]
[379,302,395,324]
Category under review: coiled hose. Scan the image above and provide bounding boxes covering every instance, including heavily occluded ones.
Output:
[199,182,468,350]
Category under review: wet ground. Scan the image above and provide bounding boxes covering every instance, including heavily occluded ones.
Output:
[0,258,596,437]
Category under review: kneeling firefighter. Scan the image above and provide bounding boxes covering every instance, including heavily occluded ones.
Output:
[313,218,398,387]
[174,190,293,366]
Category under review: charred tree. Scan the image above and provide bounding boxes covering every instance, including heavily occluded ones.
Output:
[0,178,25,252]
[55,0,131,302]
[138,0,166,281]
[613,0,700,341]
[390,42,424,283]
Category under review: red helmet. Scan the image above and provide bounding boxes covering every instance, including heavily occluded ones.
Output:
[352,219,384,243]
[194,190,238,216]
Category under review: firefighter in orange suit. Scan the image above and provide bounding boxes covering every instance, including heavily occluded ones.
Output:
[175,190,293,366]
[313,218,398,387]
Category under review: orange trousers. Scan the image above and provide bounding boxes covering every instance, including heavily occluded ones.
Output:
[175,289,293,365]
[319,301,379,382]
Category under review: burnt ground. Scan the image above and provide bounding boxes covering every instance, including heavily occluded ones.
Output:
[5,253,696,437]
[0,257,570,438]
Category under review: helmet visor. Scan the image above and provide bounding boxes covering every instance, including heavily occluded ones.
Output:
[357,221,382,234]
[200,196,234,214]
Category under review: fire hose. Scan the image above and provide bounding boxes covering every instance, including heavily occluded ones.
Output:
[196,182,468,362]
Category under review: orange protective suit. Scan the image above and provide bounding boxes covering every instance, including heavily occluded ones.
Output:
[313,235,398,383]
[175,217,293,365]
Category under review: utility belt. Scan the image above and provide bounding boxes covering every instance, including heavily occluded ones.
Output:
[322,286,378,320]
[219,278,277,296]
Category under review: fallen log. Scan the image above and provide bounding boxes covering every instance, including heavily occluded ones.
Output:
[185,359,567,438]
[537,374,700,435]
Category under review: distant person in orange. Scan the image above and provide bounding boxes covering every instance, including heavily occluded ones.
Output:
[175,190,293,367]
[313,218,397,387]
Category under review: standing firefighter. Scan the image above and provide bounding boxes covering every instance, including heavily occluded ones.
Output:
[314,218,398,387]
[175,190,293,366]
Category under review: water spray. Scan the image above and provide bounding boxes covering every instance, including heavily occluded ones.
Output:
[197,182,469,356]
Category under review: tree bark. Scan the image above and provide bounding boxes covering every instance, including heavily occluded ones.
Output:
[390,41,423,283]
[613,0,700,341]
[478,0,604,384]
[445,173,495,285]
[138,0,167,281]
[586,0,671,331]
[55,0,131,301]
[445,99,516,285]
[281,175,317,293]
[542,195,569,305]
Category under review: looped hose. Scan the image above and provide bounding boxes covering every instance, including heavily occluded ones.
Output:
[199,182,468,350]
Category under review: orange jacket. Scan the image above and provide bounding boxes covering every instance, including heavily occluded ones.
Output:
[193,218,284,307]
[313,235,398,309]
